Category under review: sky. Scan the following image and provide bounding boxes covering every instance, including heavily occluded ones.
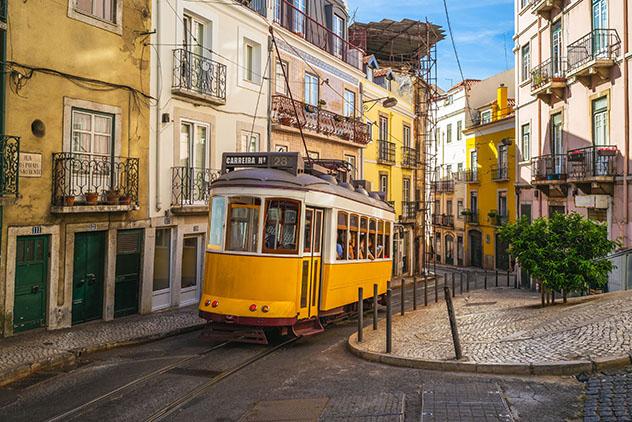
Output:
[346,0,515,90]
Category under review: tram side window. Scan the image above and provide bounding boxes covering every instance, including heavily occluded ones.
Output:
[304,209,313,253]
[349,214,359,260]
[263,199,300,254]
[377,221,384,259]
[384,222,391,258]
[225,197,260,252]
[369,219,377,260]
[336,212,348,260]
[360,217,371,260]
[208,196,226,249]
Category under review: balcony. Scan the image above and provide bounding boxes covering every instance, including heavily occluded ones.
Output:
[51,153,139,213]
[401,146,418,169]
[488,211,508,227]
[238,0,267,17]
[531,58,567,103]
[172,49,227,105]
[567,30,621,84]
[567,145,619,194]
[171,167,220,214]
[463,210,479,225]
[531,153,568,197]
[0,135,19,199]
[463,169,479,184]
[271,95,369,145]
[274,0,363,70]
[491,165,509,182]
[432,179,455,193]
[530,0,562,19]
[401,201,417,220]
[377,140,396,165]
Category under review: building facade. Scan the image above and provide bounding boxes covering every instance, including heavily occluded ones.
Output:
[362,64,417,276]
[147,0,270,311]
[515,0,631,275]
[1,0,151,336]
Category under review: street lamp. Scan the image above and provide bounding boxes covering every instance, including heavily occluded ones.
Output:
[363,96,398,110]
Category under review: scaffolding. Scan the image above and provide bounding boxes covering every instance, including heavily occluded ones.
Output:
[349,19,444,275]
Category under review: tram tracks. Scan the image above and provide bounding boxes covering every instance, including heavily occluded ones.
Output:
[44,336,298,422]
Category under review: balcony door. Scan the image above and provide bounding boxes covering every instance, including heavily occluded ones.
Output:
[592,97,610,175]
[179,121,209,205]
[470,149,478,179]
[551,113,564,174]
[183,14,209,91]
[293,0,306,35]
[551,21,563,76]
[592,0,608,56]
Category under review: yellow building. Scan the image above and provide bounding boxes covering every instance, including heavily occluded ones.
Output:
[0,0,151,336]
[362,65,417,276]
[462,84,515,270]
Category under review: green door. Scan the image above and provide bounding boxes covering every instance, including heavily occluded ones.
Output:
[114,230,143,318]
[14,236,49,333]
[72,231,105,325]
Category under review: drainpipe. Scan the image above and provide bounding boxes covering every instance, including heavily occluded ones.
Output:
[624,0,630,246]
[267,34,273,152]
[537,16,542,218]
[154,0,162,212]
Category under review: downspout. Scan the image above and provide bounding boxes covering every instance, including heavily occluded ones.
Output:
[154,0,162,211]
[624,0,629,246]
[267,34,273,152]
[537,16,542,218]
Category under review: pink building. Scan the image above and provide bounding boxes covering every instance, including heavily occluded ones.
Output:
[514,0,631,247]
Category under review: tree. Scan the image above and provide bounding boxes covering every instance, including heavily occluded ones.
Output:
[498,212,618,303]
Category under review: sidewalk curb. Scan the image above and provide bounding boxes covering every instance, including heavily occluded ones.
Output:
[0,322,205,388]
[347,334,632,376]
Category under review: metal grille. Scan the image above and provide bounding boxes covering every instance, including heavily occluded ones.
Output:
[172,49,227,102]
[377,140,396,165]
[567,29,621,72]
[531,154,567,181]
[171,167,219,207]
[567,145,619,179]
[0,135,19,198]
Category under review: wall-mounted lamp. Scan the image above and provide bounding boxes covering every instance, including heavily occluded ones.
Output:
[363,96,398,110]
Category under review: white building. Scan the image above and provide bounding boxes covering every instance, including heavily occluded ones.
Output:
[147,0,271,310]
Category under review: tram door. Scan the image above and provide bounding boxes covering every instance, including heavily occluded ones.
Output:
[300,208,323,318]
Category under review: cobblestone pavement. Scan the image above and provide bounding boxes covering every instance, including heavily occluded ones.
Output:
[0,306,204,385]
[355,288,632,364]
[583,368,632,421]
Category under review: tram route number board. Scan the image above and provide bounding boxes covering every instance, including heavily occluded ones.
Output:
[222,152,303,174]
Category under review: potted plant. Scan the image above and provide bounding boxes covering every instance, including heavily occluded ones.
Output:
[568,149,585,161]
[461,209,472,216]
[318,99,327,108]
[597,146,617,156]
[106,189,120,205]
[85,191,99,205]
[279,115,293,125]
[488,210,498,218]
[305,104,316,113]
[63,195,76,206]
[119,193,133,205]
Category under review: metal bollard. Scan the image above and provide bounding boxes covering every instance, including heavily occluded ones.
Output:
[424,274,428,306]
[460,272,463,294]
[400,278,405,316]
[466,272,470,292]
[514,273,518,289]
[506,270,510,287]
[373,283,378,331]
[484,271,488,289]
[434,274,439,303]
[451,272,455,298]
[495,270,499,287]
[413,277,417,310]
[357,287,364,343]
[386,287,392,353]
[444,286,463,360]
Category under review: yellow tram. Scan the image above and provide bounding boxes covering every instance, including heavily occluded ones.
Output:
[199,152,395,342]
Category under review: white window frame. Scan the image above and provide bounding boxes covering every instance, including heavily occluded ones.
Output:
[343,89,355,117]
[241,131,260,152]
[521,123,531,162]
[304,73,319,106]
[68,0,123,34]
[521,43,531,82]
[63,97,122,157]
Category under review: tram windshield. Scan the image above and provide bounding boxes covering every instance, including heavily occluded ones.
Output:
[226,197,260,252]
[263,199,300,254]
[208,196,226,249]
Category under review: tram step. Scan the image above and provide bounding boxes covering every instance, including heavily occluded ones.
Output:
[200,323,269,345]
[291,318,324,337]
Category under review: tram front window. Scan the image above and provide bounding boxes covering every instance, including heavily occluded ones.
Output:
[263,199,300,254]
[226,197,260,252]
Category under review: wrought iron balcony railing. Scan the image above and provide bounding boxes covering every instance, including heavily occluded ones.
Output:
[442,214,454,227]
[52,153,139,207]
[172,49,227,103]
[531,58,567,91]
[567,145,618,180]
[489,211,508,226]
[463,169,479,183]
[532,153,567,182]
[273,0,363,70]
[377,140,396,165]
[464,210,479,225]
[432,213,441,226]
[238,0,266,17]
[0,135,19,198]
[271,95,369,145]
[402,201,417,219]
[491,165,509,181]
[567,29,621,72]
[1,0,6,23]
[401,146,418,169]
[171,167,220,207]
[431,179,455,193]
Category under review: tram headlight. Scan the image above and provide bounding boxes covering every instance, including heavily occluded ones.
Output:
[249,304,257,312]
[204,299,211,307]
[261,305,270,313]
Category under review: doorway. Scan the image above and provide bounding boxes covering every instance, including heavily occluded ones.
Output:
[181,235,203,306]
[114,230,143,318]
[152,228,173,311]
[469,230,483,268]
[72,231,106,325]
[495,233,509,271]
[14,235,49,333]
[299,208,323,318]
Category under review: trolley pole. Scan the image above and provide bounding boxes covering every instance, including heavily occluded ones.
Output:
[386,286,392,353]
[357,287,363,343]
[373,283,378,330]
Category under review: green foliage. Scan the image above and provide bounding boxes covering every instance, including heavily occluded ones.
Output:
[498,212,619,293]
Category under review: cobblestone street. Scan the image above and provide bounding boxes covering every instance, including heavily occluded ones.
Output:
[584,369,632,421]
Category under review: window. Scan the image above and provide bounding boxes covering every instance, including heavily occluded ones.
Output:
[275,61,288,94]
[551,21,563,76]
[403,125,411,148]
[179,121,208,169]
[521,123,531,161]
[384,222,391,258]
[378,116,388,140]
[520,0,529,8]
[241,131,259,152]
[293,0,306,34]
[369,219,377,260]
[71,109,113,156]
[456,120,462,141]
[344,154,356,178]
[343,90,356,117]
[304,209,314,253]
[75,0,116,23]
[359,217,369,259]
[498,143,508,171]
[349,214,359,260]
[470,191,478,213]
[226,197,260,252]
[592,96,609,146]
[208,196,226,249]
[333,14,344,58]
[403,178,411,202]
[367,120,373,139]
[457,162,463,173]
[446,164,452,178]
[263,200,300,254]
[498,191,507,218]
[481,110,492,124]
[275,145,289,152]
[274,0,282,22]
[457,200,464,219]
[245,44,254,82]
[183,14,205,55]
[153,228,171,293]
[551,112,564,155]
[521,43,531,82]
[336,212,348,260]
[446,123,453,143]
[470,150,478,178]
[304,73,319,106]
[379,174,388,198]
[243,39,261,83]
[520,203,532,223]
[446,200,453,215]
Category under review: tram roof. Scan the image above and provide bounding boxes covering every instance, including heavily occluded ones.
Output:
[212,168,395,213]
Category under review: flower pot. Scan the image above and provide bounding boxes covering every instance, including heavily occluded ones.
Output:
[106,190,120,205]
[279,116,293,126]
[119,195,132,205]
[63,195,76,206]
[85,192,99,205]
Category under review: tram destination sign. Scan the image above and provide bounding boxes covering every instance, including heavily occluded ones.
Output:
[222,152,303,175]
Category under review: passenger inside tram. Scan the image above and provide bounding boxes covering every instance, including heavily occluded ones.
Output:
[366,237,376,260]
[336,232,345,260]
[348,235,357,260]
